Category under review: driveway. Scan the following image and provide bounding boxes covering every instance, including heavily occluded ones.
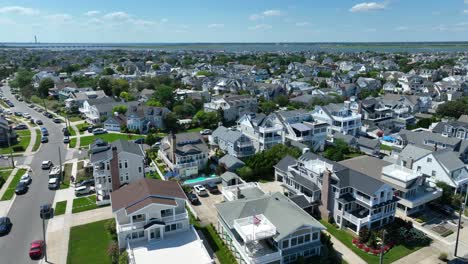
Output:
[191,185,224,226]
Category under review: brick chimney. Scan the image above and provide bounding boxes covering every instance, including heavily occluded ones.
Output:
[110,146,121,191]
[319,169,332,221]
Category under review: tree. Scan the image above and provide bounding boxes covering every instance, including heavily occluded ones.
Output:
[119,91,134,101]
[151,64,160,70]
[116,65,124,73]
[111,79,129,97]
[38,78,54,98]
[145,134,158,146]
[436,97,468,119]
[236,166,254,182]
[319,80,328,88]
[112,105,128,115]
[173,103,196,119]
[98,78,112,96]
[163,112,180,132]
[260,101,277,115]
[102,67,115,75]
[192,110,221,129]
[324,139,352,161]
[274,95,289,107]
[118,251,129,264]
[152,85,174,108]
[10,69,33,88]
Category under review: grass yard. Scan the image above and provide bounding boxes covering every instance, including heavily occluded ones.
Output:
[32,128,41,152]
[78,133,145,147]
[54,200,67,216]
[67,219,113,264]
[60,163,73,189]
[67,126,77,137]
[380,144,393,151]
[0,129,31,154]
[76,123,89,135]
[69,138,77,148]
[186,127,204,133]
[72,195,98,214]
[1,168,27,200]
[320,221,424,264]
[0,169,13,190]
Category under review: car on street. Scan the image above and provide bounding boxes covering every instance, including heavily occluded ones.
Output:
[53,118,61,123]
[193,185,208,196]
[36,108,43,113]
[35,119,43,125]
[29,240,45,260]
[63,136,70,143]
[41,160,52,170]
[200,129,212,135]
[187,192,199,205]
[62,127,70,136]
[205,182,219,194]
[41,136,48,143]
[134,138,145,144]
[22,113,31,119]
[43,112,53,118]
[40,127,48,136]
[3,109,12,115]
[27,104,34,108]
[77,179,95,187]
[75,186,92,196]
[13,124,27,130]
[0,217,12,236]
[39,204,53,219]
[92,128,107,135]
[6,102,14,107]
[48,178,59,190]
[15,182,28,195]
[19,173,32,185]
[87,125,96,133]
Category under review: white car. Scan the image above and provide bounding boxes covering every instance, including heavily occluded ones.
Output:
[3,109,12,115]
[19,173,32,185]
[193,185,208,196]
[48,178,59,190]
[41,160,53,170]
[74,186,91,196]
[22,113,31,119]
[92,128,107,135]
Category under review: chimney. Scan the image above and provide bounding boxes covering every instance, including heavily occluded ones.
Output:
[344,100,351,109]
[170,132,177,163]
[319,169,332,221]
[407,157,414,169]
[110,146,121,191]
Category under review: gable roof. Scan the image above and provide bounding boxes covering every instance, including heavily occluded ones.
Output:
[433,149,465,172]
[274,155,297,172]
[111,178,186,213]
[339,156,391,182]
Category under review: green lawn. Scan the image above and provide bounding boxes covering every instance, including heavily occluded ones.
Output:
[78,133,145,147]
[380,144,393,151]
[60,163,73,189]
[320,221,423,264]
[72,195,98,214]
[32,128,41,152]
[54,200,67,216]
[0,169,13,190]
[76,123,89,135]
[67,219,113,264]
[69,138,77,148]
[67,126,77,137]
[1,168,27,200]
[0,129,31,154]
[186,127,204,133]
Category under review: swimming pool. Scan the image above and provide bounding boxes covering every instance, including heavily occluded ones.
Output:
[183,174,219,185]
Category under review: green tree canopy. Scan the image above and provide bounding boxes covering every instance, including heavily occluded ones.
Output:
[436,97,468,119]
[98,78,112,96]
[163,112,180,132]
[152,84,175,108]
[112,105,128,115]
[38,77,55,98]
[102,67,115,76]
[151,64,160,70]
[111,79,129,97]
[192,110,221,129]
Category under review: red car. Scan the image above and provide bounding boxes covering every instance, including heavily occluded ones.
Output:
[29,240,45,260]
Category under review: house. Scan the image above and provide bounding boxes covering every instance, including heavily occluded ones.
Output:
[275,152,397,234]
[311,103,362,136]
[158,132,209,179]
[215,191,325,264]
[89,139,146,205]
[204,94,258,122]
[432,115,468,140]
[398,74,425,93]
[356,137,381,156]
[111,179,213,264]
[64,90,107,111]
[218,154,245,172]
[237,113,283,152]
[340,156,442,216]
[0,116,16,145]
[394,129,462,153]
[210,126,255,158]
[356,77,381,91]
[103,114,127,132]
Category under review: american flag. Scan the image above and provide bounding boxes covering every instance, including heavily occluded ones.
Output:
[253,215,261,226]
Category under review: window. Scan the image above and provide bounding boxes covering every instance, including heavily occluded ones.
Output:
[291,237,297,246]
[427,157,432,163]
[165,225,170,232]
[298,236,304,244]
[132,214,144,221]
[126,173,129,181]
[304,234,311,242]
[417,166,421,172]
[161,209,172,217]
[282,240,289,249]
[138,167,142,173]
[119,162,122,169]
[125,161,128,168]
[312,232,318,240]
[338,203,342,211]
[431,170,436,177]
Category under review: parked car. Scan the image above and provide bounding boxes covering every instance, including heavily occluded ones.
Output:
[53,118,61,123]
[205,182,219,194]
[19,173,32,185]
[48,178,59,190]
[27,104,34,108]
[87,126,95,133]
[6,102,14,107]
[92,128,107,135]
[22,113,31,119]
[193,185,208,196]
[15,182,28,195]
[39,203,53,219]
[187,192,199,204]
[14,111,22,116]
[41,136,48,143]
[13,124,27,130]
[62,127,70,136]
[35,119,43,125]
[29,240,45,260]
[63,136,70,144]
[41,127,48,136]
[200,129,212,135]
[77,179,95,187]
[134,138,145,144]
[43,112,53,118]
[41,160,52,170]
[0,217,12,236]
[75,186,92,196]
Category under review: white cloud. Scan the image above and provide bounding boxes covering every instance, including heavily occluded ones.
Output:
[45,14,72,23]
[465,0,468,4]
[249,14,263,21]
[208,23,224,28]
[129,19,157,26]
[395,26,409,31]
[0,6,39,15]
[87,18,103,25]
[84,10,100,16]
[350,2,386,12]
[0,17,15,25]
[160,18,168,23]
[248,24,272,30]
[263,9,281,17]
[103,11,130,20]
[295,22,310,27]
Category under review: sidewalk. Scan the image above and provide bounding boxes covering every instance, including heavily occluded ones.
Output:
[24,122,37,155]
[0,167,18,215]
[323,230,366,264]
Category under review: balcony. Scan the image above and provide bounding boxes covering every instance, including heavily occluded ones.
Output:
[221,182,262,201]
[118,220,146,232]
[342,210,370,226]
[245,240,281,264]
[161,212,188,223]
[233,214,276,243]
[398,187,443,208]
[118,212,188,232]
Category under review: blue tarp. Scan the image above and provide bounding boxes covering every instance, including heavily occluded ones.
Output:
[383,136,396,142]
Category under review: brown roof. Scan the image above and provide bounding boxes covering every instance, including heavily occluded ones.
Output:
[111,178,186,213]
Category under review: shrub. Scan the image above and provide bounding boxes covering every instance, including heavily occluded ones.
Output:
[352,238,358,244]
[358,243,364,249]
[12,146,25,152]
[105,219,117,241]
[359,227,370,243]
[119,251,129,264]
[107,242,119,264]
[438,252,448,262]
[364,247,370,253]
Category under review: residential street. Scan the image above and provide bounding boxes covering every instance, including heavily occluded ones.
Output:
[0,85,83,264]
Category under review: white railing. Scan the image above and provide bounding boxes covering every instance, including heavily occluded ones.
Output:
[342,211,370,225]
[233,214,277,242]
[222,182,259,201]
[127,239,136,264]
[118,220,146,232]
[162,212,188,223]
[355,194,373,206]
[250,250,281,264]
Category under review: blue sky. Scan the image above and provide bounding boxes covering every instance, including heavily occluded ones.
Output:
[0,0,467,43]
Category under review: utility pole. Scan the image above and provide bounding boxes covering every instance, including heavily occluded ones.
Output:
[58,147,63,180]
[454,186,468,257]
[7,128,15,168]
[379,230,386,264]
[42,216,47,262]
[42,97,48,113]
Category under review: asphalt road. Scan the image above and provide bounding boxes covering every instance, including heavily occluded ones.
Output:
[0,85,78,264]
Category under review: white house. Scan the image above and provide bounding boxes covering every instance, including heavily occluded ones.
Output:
[204,94,257,122]
[311,103,362,136]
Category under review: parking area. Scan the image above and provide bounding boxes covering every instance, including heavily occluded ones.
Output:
[191,184,224,226]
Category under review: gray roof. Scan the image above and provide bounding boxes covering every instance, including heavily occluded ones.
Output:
[333,167,386,196]
[170,132,209,156]
[357,137,380,149]
[290,123,312,132]
[274,155,297,172]
[219,154,245,169]
[212,126,243,144]
[221,171,240,182]
[339,156,391,182]
[398,129,462,148]
[289,195,312,209]
[399,144,433,161]
[112,139,145,157]
[433,149,465,171]
[289,171,320,192]
[215,192,324,241]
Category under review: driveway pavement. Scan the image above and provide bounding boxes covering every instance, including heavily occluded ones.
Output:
[191,186,224,226]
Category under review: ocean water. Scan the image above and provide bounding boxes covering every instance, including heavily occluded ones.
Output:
[1,42,468,53]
